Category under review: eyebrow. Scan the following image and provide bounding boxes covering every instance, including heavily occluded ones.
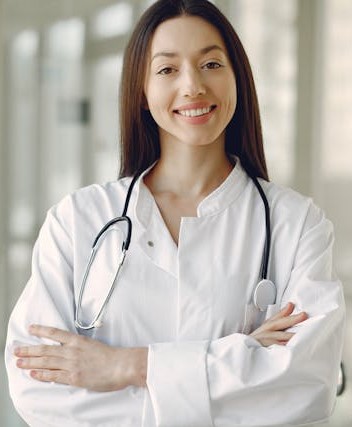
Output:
[151,44,225,62]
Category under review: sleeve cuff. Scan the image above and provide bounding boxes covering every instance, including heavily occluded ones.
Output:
[146,340,213,427]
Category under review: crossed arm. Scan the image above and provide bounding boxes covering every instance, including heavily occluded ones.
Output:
[14,302,307,392]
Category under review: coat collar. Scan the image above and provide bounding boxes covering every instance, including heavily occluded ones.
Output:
[127,159,249,278]
[133,158,249,228]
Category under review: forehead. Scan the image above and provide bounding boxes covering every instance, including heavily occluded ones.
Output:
[149,15,227,56]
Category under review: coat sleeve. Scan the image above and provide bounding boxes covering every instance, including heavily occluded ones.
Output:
[4,198,86,427]
[146,204,346,427]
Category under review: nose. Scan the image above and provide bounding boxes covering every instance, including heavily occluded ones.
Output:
[180,66,206,97]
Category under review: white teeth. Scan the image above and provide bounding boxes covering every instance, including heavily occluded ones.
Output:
[178,106,213,117]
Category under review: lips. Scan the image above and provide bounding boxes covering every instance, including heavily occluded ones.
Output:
[173,103,217,118]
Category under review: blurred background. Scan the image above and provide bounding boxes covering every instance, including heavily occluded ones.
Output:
[0,0,351,425]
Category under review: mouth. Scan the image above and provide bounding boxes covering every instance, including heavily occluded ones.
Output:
[174,105,217,118]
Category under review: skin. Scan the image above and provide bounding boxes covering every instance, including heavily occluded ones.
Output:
[15,326,147,391]
[15,16,307,392]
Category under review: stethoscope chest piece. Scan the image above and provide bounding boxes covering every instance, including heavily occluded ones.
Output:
[253,279,276,311]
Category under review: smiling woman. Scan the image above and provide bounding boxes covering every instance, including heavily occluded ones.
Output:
[4,1,345,427]
[119,0,267,180]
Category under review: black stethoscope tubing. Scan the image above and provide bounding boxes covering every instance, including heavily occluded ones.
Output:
[251,175,271,280]
[92,173,139,250]
[75,172,272,330]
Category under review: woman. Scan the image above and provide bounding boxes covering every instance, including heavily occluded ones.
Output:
[6,0,345,426]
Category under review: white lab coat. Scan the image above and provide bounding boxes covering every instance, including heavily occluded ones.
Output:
[5,161,345,427]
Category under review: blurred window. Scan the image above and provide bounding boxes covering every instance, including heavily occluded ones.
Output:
[318,0,352,288]
[91,54,123,183]
[228,0,298,185]
[42,18,85,207]
[47,18,84,59]
[92,3,133,38]
[8,30,39,239]
[321,0,352,179]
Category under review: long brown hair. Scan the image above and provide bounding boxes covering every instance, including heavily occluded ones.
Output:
[119,0,268,180]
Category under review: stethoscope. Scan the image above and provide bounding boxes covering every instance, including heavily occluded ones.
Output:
[74,173,276,330]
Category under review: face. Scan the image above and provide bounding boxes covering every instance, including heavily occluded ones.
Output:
[144,15,237,150]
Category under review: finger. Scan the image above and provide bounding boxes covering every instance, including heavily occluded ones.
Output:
[269,311,308,330]
[268,302,295,321]
[252,330,294,342]
[17,356,69,371]
[14,344,64,358]
[28,325,74,344]
[269,331,295,341]
[255,311,307,335]
[255,332,295,347]
[30,369,71,385]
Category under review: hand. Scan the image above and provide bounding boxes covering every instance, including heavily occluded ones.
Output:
[250,302,308,347]
[14,325,148,392]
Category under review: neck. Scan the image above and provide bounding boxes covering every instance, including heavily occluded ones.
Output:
[144,142,234,199]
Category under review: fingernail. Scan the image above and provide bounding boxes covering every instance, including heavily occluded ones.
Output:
[17,359,23,367]
[30,370,38,378]
[14,347,21,356]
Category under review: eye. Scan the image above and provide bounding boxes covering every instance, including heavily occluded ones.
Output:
[157,67,176,75]
[203,61,223,70]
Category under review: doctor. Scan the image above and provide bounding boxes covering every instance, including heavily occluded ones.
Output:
[5,0,345,426]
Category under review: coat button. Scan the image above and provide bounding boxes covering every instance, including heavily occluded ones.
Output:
[147,241,154,247]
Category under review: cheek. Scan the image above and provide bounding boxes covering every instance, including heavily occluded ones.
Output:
[147,101,165,123]
[144,89,172,128]
[145,76,172,104]
[212,74,236,111]
[228,93,237,117]
[145,86,167,115]
[224,81,237,118]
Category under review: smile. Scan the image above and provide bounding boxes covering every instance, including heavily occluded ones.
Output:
[175,105,216,117]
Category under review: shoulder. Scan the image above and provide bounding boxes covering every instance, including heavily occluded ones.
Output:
[258,179,332,236]
[46,178,134,230]
[69,178,131,208]
[57,178,131,208]
[260,180,310,211]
